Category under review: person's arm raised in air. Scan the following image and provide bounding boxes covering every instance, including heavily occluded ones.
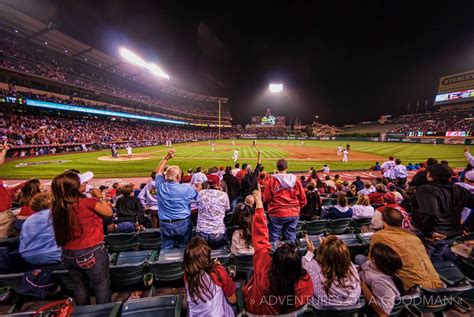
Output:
[91,188,113,217]
[154,149,175,174]
[465,147,474,167]
[252,186,272,255]
[0,142,9,166]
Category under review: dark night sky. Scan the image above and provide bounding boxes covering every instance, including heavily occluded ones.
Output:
[6,0,474,125]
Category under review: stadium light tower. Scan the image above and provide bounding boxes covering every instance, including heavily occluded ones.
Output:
[269,83,283,93]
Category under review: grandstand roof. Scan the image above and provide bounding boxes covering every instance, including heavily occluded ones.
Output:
[0,3,228,104]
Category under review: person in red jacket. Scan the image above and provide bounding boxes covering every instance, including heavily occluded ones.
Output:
[0,142,25,238]
[263,159,307,242]
[243,187,313,315]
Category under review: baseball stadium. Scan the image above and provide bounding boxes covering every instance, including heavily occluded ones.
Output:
[0,2,474,317]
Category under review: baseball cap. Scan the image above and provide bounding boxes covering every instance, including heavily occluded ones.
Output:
[99,185,109,191]
[187,168,193,172]
[207,174,220,185]
[465,170,474,182]
[77,171,94,184]
[387,183,396,191]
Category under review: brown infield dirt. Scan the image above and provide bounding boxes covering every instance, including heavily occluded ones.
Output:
[98,145,385,162]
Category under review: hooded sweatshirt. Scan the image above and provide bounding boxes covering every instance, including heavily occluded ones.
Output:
[413,181,474,238]
[263,174,307,218]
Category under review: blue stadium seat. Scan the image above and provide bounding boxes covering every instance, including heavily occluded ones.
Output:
[325,218,352,235]
[305,219,327,236]
[120,295,183,317]
[115,250,154,265]
[52,269,76,294]
[307,298,366,317]
[136,230,161,250]
[72,301,122,317]
[0,272,23,292]
[105,233,138,253]
[348,218,372,233]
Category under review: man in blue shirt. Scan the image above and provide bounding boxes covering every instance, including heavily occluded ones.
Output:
[155,149,198,249]
[20,192,61,265]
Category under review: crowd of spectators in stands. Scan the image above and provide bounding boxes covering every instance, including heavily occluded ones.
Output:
[389,109,474,133]
[0,30,231,120]
[1,140,473,315]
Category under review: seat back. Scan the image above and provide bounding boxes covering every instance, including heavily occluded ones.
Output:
[349,218,372,233]
[121,295,183,317]
[110,263,146,289]
[73,301,122,317]
[235,254,254,273]
[309,298,366,317]
[115,250,154,265]
[105,233,138,252]
[326,218,352,234]
[305,220,327,236]
[136,230,161,250]
[149,261,184,282]
[239,304,308,317]
[419,281,473,314]
[0,272,24,292]
[0,237,20,251]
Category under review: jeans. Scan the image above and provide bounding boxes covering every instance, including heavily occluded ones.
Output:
[61,243,111,305]
[425,239,456,263]
[230,198,239,211]
[196,231,227,249]
[268,216,299,243]
[160,218,193,250]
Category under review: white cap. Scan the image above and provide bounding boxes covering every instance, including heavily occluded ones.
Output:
[465,170,474,182]
[77,171,94,184]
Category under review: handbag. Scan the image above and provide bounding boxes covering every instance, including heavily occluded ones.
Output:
[33,298,74,317]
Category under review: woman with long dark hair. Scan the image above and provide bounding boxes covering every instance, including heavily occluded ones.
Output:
[51,171,112,305]
[183,236,236,316]
[230,208,254,255]
[243,187,313,315]
[303,235,360,306]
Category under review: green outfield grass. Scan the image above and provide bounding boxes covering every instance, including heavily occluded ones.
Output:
[0,140,467,179]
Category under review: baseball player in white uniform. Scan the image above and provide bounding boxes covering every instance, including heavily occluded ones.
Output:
[342,149,349,163]
[337,145,343,156]
[211,142,216,152]
[126,144,133,158]
[232,149,239,162]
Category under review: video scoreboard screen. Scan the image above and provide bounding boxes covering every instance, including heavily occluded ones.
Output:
[251,108,285,127]
[407,131,471,137]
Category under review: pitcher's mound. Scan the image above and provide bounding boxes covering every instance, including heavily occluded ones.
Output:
[98,154,153,162]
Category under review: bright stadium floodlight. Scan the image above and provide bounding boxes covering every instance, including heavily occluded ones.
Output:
[148,63,170,80]
[269,83,283,93]
[119,47,148,68]
[119,47,170,80]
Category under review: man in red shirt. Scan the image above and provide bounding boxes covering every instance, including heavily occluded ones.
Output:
[243,187,312,315]
[263,159,307,243]
[0,143,25,238]
[236,163,248,183]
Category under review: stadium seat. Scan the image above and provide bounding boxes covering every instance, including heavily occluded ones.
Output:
[120,294,183,317]
[149,250,184,283]
[136,229,161,250]
[325,218,352,235]
[105,233,138,253]
[418,281,473,314]
[305,219,327,236]
[307,298,366,317]
[110,262,147,289]
[0,237,20,251]
[238,304,308,316]
[348,218,372,233]
[72,301,122,317]
[321,199,335,207]
[233,254,254,275]
[337,234,368,259]
[297,235,322,252]
[52,269,76,294]
[0,272,23,292]
[388,293,423,317]
[115,250,155,265]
